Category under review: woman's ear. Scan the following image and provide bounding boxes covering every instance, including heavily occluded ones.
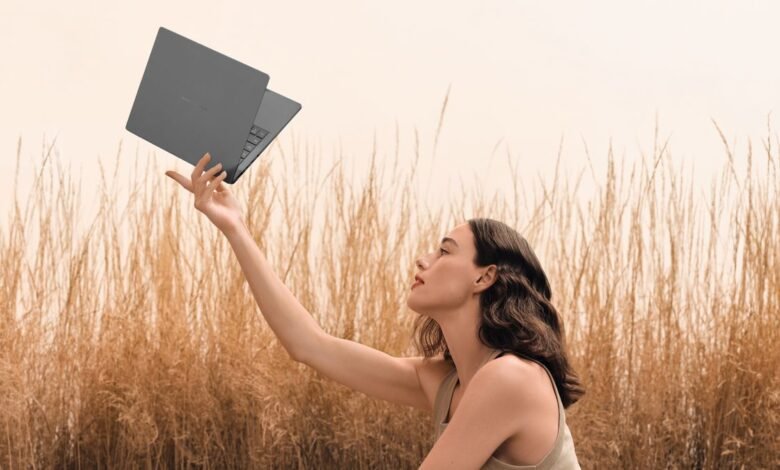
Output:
[476,265,498,285]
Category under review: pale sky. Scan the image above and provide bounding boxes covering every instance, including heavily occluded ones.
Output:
[2,0,778,234]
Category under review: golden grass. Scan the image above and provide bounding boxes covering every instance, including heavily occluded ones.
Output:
[1,116,778,469]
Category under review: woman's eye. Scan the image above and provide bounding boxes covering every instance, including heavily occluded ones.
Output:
[439,248,448,255]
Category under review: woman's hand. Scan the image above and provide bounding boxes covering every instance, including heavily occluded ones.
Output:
[165,152,243,234]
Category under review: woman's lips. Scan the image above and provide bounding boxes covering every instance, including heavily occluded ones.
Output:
[411,280,423,289]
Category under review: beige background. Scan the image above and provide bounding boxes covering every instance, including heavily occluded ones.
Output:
[1,0,778,232]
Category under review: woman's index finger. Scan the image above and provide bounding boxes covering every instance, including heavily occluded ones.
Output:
[166,170,193,193]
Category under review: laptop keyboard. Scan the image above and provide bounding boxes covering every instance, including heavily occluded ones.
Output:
[242,125,270,159]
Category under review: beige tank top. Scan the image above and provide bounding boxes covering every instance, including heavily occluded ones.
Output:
[432,349,581,469]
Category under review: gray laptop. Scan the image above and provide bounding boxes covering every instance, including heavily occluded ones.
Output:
[126,26,301,184]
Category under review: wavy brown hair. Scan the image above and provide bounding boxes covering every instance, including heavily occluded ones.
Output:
[411,217,584,408]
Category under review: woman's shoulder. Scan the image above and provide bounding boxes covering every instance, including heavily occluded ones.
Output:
[493,351,550,374]
[482,353,563,465]
[484,352,559,407]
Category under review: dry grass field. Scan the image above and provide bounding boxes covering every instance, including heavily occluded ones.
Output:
[1,119,778,469]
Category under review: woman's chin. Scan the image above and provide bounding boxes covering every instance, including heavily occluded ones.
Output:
[405,297,430,316]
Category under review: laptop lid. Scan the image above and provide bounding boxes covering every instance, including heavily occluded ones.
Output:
[126,26,269,180]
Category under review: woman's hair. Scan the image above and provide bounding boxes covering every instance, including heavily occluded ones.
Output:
[411,217,585,408]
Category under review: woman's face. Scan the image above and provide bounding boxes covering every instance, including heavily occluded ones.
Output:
[406,223,482,315]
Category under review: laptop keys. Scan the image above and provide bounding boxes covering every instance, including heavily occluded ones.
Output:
[243,125,270,158]
[249,126,269,137]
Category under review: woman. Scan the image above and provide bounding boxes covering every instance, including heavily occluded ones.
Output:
[166,153,584,469]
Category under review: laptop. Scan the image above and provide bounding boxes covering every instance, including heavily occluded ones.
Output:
[126,26,301,184]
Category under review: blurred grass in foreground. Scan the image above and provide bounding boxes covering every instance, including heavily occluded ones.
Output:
[0,118,778,469]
